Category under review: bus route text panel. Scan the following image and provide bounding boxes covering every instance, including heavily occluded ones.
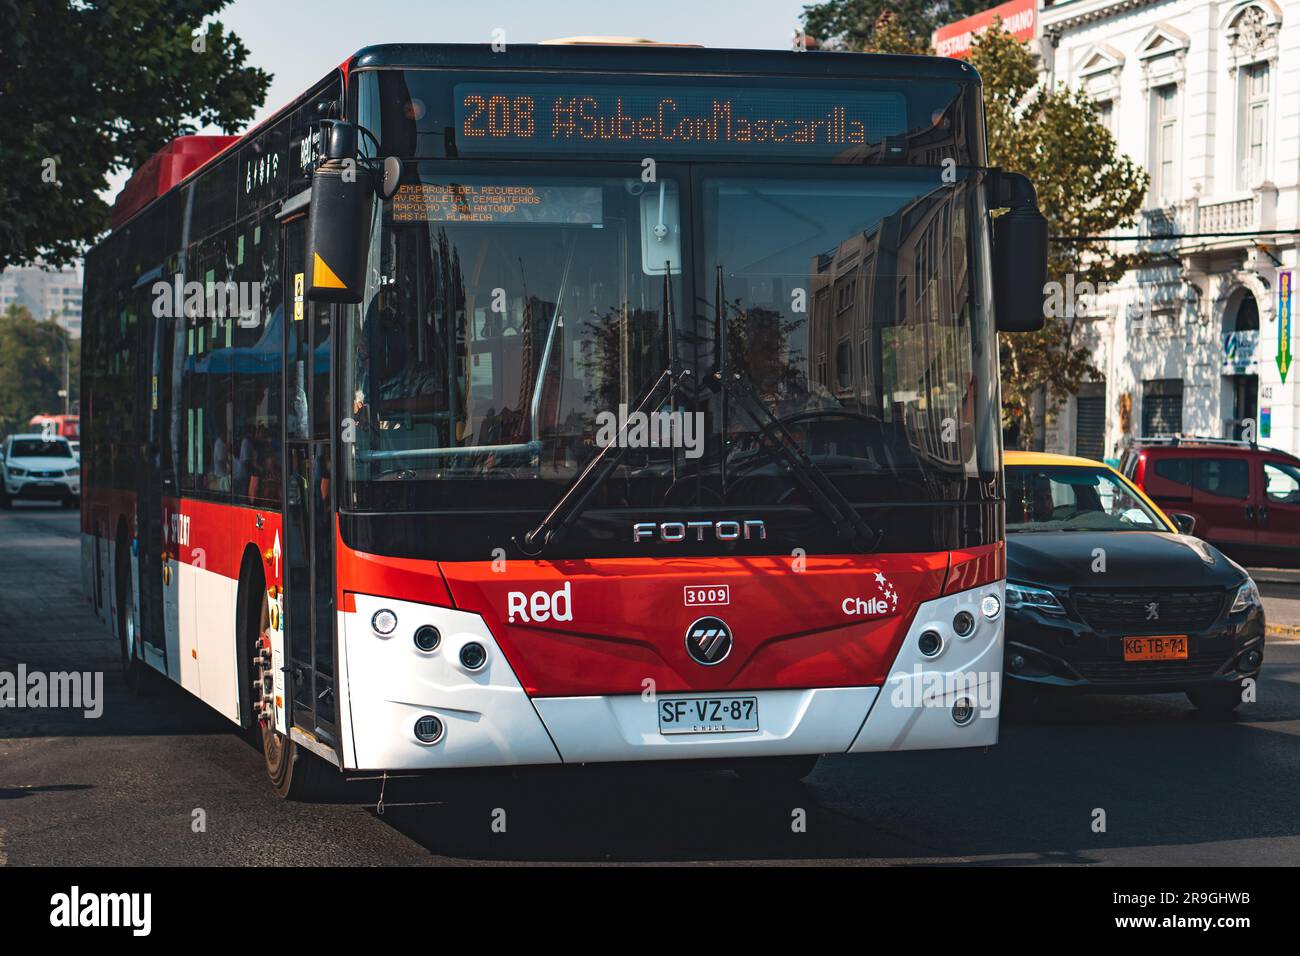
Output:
[453,83,908,158]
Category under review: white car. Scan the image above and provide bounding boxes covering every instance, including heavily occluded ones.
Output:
[0,433,81,508]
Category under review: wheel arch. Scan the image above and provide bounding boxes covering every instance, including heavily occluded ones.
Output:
[235,544,267,733]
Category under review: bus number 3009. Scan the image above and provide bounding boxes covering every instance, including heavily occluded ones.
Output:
[461,94,536,139]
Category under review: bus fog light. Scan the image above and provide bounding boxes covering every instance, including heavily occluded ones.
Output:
[459,642,488,671]
[953,611,975,637]
[918,630,943,658]
[981,594,1001,619]
[1009,653,1025,673]
[414,625,441,652]
[952,698,975,725]
[414,715,444,744]
[372,608,398,635]
[1240,649,1262,671]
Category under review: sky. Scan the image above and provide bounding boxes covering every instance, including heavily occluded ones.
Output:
[106,0,812,196]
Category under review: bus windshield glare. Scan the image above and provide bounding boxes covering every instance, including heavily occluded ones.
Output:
[341,163,1000,518]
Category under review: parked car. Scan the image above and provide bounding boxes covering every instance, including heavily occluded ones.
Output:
[0,433,81,508]
[1120,436,1300,568]
[1003,451,1264,715]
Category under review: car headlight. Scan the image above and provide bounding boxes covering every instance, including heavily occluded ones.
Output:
[8,467,26,477]
[1006,581,1067,616]
[65,468,79,478]
[1230,578,1261,613]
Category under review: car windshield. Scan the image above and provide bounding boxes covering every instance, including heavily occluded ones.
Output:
[9,439,74,459]
[1006,465,1166,533]
[341,163,998,515]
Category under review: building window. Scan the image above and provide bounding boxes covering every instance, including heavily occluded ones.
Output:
[1142,378,1183,436]
[1237,62,1269,189]
[1095,99,1114,133]
[1149,85,1178,204]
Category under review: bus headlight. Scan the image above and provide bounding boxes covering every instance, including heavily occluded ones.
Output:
[371,608,398,635]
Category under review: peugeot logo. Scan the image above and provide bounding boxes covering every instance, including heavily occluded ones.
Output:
[685,616,733,666]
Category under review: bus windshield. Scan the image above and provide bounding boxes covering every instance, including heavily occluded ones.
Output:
[341,162,999,516]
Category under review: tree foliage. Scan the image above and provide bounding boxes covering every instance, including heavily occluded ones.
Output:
[0,304,80,437]
[969,24,1149,447]
[800,0,989,51]
[0,0,270,272]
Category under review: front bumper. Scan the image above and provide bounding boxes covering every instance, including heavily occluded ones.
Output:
[4,476,78,500]
[1005,603,1265,694]
[338,582,1006,771]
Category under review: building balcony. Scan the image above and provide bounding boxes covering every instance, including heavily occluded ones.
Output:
[1140,184,1278,252]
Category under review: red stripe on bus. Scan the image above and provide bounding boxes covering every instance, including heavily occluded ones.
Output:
[942,541,1005,595]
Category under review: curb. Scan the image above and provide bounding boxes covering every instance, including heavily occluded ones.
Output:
[1249,567,1300,585]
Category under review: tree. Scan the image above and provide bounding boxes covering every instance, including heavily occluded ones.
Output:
[800,0,989,51]
[0,0,270,272]
[0,304,79,436]
[969,24,1149,447]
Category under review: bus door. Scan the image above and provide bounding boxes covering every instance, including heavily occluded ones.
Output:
[280,214,340,752]
[135,268,169,673]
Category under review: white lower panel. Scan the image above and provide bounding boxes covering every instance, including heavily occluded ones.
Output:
[534,687,878,764]
[849,581,1004,752]
[175,561,240,724]
[343,595,561,771]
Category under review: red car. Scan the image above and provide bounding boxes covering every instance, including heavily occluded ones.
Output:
[1120,437,1300,568]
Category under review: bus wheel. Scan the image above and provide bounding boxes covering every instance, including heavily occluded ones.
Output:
[732,754,819,787]
[252,597,334,800]
[116,543,149,695]
[263,727,335,800]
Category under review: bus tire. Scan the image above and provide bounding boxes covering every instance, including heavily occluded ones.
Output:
[732,754,819,786]
[244,567,336,800]
[263,729,336,801]
[116,536,150,695]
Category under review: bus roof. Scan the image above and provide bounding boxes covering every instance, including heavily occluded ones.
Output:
[349,42,978,83]
[107,42,976,238]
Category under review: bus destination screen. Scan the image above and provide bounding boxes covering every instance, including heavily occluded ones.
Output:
[392,181,603,225]
[453,83,909,158]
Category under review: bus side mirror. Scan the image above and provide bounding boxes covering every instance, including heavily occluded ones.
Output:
[306,121,377,305]
[989,171,1047,333]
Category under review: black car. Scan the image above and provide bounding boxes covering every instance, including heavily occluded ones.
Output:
[1003,453,1265,715]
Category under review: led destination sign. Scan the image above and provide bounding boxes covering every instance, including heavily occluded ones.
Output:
[392,182,603,224]
[454,83,909,157]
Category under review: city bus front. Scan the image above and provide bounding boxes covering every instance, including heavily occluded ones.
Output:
[313,45,1045,777]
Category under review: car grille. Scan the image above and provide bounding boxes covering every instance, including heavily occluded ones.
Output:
[1070,588,1227,634]
[31,470,62,478]
[1072,659,1226,684]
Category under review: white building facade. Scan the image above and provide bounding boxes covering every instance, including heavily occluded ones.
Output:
[0,262,83,338]
[1035,0,1298,461]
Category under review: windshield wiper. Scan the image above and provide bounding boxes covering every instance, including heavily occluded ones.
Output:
[516,261,688,556]
[711,266,881,553]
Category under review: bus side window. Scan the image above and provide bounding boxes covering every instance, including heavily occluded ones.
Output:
[232,213,283,507]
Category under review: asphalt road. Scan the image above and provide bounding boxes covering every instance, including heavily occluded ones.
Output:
[2,503,1299,867]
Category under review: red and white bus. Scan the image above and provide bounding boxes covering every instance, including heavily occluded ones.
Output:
[82,40,1046,797]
